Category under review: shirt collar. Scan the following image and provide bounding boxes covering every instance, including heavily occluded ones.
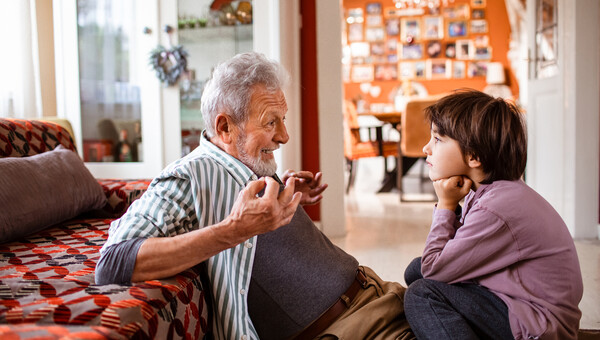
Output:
[199,131,257,185]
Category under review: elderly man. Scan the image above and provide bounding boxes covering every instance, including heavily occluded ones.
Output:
[96,52,413,340]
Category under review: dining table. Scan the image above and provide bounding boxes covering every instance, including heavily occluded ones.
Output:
[356,110,406,193]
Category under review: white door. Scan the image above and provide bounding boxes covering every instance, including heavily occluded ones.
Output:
[525,0,563,213]
[526,0,599,238]
[54,0,163,179]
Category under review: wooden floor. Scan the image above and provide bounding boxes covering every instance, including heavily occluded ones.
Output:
[334,158,600,331]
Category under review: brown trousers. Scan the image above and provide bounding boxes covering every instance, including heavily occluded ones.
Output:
[317,266,415,340]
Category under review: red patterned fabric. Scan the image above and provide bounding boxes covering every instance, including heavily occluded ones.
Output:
[0,118,76,157]
[97,179,152,217]
[0,219,210,339]
[0,323,127,339]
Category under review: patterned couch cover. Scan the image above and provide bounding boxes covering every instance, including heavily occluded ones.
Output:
[0,119,211,339]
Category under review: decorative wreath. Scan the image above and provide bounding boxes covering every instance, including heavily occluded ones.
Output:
[149,45,188,86]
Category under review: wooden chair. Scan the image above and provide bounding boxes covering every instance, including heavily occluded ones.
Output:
[397,96,439,200]
[343,100,398,193]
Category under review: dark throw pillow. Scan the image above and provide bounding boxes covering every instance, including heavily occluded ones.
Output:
[0,145,107,242]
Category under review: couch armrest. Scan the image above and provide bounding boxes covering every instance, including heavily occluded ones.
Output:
[98,179,152,217]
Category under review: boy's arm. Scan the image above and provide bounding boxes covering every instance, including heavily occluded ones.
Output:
[421,206,520,284]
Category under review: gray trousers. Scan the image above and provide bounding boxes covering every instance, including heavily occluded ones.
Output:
[403,257,514,340]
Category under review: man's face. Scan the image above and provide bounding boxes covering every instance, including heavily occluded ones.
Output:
[233,85,289,177]
[423,123,470,181]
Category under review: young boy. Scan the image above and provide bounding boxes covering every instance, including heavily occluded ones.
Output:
[403,90,583,340]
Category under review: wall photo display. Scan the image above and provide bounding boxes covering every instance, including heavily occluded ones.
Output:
[344,1,492,81]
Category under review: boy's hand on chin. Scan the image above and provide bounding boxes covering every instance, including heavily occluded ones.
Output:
[433,176,473,211]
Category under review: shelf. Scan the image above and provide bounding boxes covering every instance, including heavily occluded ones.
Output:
[178,24,252,44]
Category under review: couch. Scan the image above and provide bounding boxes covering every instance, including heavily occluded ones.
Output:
[0,118,210,339]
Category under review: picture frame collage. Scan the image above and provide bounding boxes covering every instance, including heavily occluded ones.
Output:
[345,0,491,83]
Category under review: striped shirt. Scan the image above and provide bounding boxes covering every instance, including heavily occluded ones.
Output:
[101,134,260,340]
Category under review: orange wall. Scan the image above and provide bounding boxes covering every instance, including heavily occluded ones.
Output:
[342,0,518,105]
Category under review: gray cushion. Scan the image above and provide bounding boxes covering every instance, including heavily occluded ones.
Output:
[0,145,107,243]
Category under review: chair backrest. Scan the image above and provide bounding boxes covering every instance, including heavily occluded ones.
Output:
[342,100,361,157]
[0,118,76,158]
[401,97,438,157]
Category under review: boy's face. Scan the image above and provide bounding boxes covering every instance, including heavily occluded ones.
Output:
[423,123,471,181]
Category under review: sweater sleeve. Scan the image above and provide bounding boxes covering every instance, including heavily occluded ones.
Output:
[421,205,521,284]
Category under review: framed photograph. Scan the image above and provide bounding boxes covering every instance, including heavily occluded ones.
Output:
[366,27,385,41]
[468,61,488,77]
[414,61,426,79]
[371,42,385,56]
[456,39,474,60]
[366,15,383,27]
[470,19,488,34]
[400,18,421,42]
[366,2,382,15]
[348,23,363,42]
[445,42,456,58]
[351,65,374,82]
[343,64,351,83]
[427,59,451,79]
[447,20,468,38]
[384,7,400,18]
[453,61,466,78]
[471,0,486,8]
[426,41,443,58]
[472,9,485,19]
[350,42,370,57]
[443,5,470,19]
[387,54,398,63]
[422,16,444,40]
[474,35,489,47]
[374,64,398,81]
[399,62,415,79]
[474,46,492,60]
[400,43,423,59]
[386,38,398,53]
[347,8,364,23]
[385,18,400,36]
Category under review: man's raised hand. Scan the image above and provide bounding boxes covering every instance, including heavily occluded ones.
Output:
[281,170,328,205]
[226,177,302,240]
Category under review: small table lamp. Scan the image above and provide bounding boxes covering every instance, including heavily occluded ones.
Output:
[483,62,513,99]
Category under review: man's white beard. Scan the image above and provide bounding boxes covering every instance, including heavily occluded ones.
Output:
[236,132,278,177]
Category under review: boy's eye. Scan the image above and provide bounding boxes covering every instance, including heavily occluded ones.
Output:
[434,136,441,143]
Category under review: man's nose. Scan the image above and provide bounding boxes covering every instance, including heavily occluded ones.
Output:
[275,123,289,144]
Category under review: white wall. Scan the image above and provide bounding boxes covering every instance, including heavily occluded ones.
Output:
[316,0,347,237]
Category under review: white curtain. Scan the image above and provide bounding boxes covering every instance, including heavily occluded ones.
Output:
[0,1,41,118]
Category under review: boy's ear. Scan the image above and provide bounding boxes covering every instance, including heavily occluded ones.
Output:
[466,153,482,169]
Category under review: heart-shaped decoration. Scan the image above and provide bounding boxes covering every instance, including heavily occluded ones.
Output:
[369,85,382,98]
[149,45,188,86]
[359,82,371,94]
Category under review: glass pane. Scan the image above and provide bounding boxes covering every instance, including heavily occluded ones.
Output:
[77,0,143,162]
[178,0,253,156]
[535,0,558,79]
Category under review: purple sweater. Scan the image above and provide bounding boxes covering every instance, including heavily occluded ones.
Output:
[422,180,583,340]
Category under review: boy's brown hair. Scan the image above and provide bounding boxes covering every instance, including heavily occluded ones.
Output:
[425,89,527,184]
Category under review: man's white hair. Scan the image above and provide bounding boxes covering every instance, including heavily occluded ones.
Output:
[201,52,289,138]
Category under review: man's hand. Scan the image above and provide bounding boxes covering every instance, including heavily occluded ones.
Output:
[227,177,302,238]
[432,175,472,211]
[281,170,328,205]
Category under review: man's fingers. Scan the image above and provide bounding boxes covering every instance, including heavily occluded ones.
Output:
[261,177,281,200]
[244,178,266,198]
[277,176,296,204]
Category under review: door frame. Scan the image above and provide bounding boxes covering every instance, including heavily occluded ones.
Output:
[526,0,599,239]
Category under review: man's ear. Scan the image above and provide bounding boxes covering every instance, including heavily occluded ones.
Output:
[466,153,482,169]
[215,113,236,144]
